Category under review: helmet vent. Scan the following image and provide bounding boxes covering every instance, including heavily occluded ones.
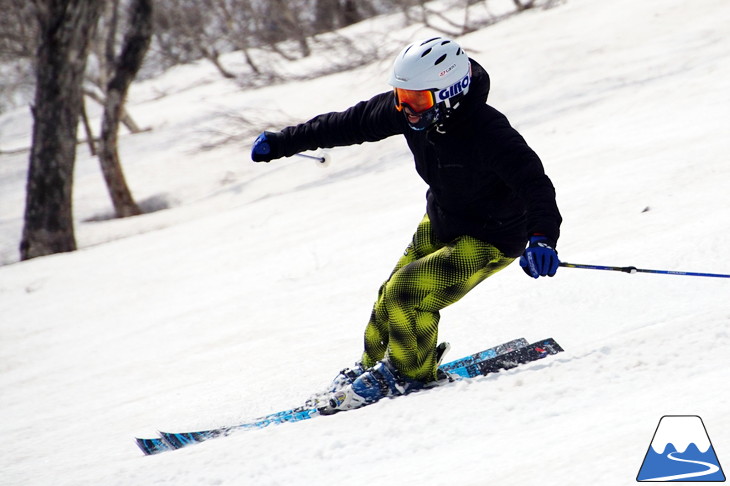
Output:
[421,48,432,57]
[421,37,440,45]
[456,48,463,55]
[441,40,451,45]
[434,54,447,65]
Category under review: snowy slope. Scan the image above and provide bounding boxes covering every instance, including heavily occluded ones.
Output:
[1,0,729,484]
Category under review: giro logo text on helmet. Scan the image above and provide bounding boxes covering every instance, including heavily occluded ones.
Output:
[439,63,457,77]
[438,73,470,102]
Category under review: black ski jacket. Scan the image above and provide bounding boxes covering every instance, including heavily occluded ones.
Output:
[272,59,561,257]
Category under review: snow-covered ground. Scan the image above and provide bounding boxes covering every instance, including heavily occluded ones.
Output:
[1,0,729,484]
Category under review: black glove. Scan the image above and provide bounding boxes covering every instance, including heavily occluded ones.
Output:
[519,235,559,278]
[251,131,282,162]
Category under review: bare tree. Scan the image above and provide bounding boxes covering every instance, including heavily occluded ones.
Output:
[339,0,363,27]
[97,0,154,218]
[0,1,36,58]
[145,0,406,84]
[153,0,237,79]
[396,0,547,37]
[0,0,39,113]
[86,0,146,136]
[314,0,363,32]
[512,0,537,11]
[21,0,103,260]
[314,0,338,33]
[208,0,262,75]
[258,0,311,59]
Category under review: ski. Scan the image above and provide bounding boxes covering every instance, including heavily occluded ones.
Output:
[440,337,528,373]
[137,338,528,454]
[471,337,563,375]
[136,337,561,455]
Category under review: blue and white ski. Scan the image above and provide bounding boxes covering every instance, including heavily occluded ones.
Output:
[136,337,562,455]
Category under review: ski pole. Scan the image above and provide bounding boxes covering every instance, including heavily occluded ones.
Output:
[559,262,730,279]
[295,152,331,168]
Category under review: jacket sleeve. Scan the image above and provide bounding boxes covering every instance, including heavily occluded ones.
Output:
[483,108,562,246]
[275,92,405,158]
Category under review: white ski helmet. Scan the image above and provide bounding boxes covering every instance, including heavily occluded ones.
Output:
[389,37,471,130]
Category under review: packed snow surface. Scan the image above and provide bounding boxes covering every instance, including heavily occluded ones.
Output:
[1,0,729,484]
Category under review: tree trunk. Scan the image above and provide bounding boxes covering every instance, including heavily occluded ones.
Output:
[21,0,103,261]
[340,0,362,27]
[98,0,153,218]
[84,88,144,134]
[314,0,337,33]
[80,96,96,155]
[512,0,536,11]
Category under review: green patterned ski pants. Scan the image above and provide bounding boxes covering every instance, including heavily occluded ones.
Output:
[361,215,515,382]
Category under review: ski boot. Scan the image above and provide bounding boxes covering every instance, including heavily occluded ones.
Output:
[305,361,366,408]
[328,362,366,394]
[323,358,428,412]
[317,342,452,412]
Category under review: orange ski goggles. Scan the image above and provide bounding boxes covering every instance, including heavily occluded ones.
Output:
[393,88,436,113]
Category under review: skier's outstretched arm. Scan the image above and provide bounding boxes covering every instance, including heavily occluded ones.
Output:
[251,92,404,162]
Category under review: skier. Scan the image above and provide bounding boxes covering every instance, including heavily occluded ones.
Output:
[251,37,562,411]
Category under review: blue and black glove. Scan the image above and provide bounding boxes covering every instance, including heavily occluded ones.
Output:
[519,235,559,279]
[251,131,282,162]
